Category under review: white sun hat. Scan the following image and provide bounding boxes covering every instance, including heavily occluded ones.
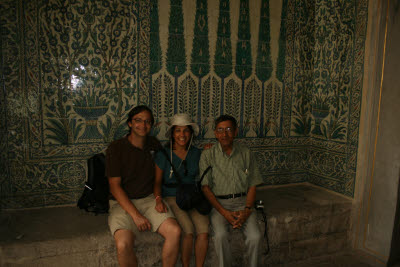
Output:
[165,113,199,138]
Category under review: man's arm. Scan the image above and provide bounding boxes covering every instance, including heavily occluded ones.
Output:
[202,185,238,226]
[245,185,257,209]
[233,186,257,228]
[109,177,151,231]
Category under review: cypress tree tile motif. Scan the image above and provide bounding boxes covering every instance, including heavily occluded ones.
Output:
[149,0,163,137]
[235,0,252,137]
[191,0,210,137]
[224,79,241,124]
[214,0,233,116]
[256,0,273,138]
[166,0,187,114]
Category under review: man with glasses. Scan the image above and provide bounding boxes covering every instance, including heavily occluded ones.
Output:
[106,105,181,267]
[200,115,263,267]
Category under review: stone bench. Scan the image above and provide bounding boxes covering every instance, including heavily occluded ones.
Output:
[0,184,352,266]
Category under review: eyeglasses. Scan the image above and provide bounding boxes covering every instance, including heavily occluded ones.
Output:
[132,118,152,125]
[215,127,235,134]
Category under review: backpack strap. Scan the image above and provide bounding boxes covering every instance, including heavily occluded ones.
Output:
[96,153,105,165]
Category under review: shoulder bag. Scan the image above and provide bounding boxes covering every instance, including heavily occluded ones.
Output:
[160,148,212,215]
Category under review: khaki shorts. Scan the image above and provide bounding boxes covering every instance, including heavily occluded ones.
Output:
[165,197,209,235]
[108,194,175,235]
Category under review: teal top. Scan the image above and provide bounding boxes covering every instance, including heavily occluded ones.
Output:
[199,142,263,195]
[154,146,202,197]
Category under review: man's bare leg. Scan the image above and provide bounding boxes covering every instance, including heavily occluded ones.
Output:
[114,229,137,267]
[157,218,181,267]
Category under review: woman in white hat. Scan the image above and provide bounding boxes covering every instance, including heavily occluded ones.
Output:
[153,113,209,267]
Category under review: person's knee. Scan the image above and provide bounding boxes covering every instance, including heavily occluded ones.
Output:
[213,229,228,242]
[161,219,181,239]
[169,220,182,237]
[170,221,181,238]
[246,231,262,246]
[114,230,135,252]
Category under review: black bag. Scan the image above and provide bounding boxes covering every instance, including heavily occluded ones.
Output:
[160,149,212,215]
[175,166,212,215]
[77,153,109,214]
[175,184,199,210]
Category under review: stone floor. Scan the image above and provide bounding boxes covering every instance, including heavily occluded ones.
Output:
[0,183,386,266]
[285,252,376,267]
[296,253,400,267]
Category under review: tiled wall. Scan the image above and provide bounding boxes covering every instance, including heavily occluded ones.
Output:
[0,0,368,209]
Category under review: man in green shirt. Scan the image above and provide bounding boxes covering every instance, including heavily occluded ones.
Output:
[200,115,263,267]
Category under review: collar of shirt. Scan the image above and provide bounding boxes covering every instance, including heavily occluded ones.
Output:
[216,142,237,158]
[123,135,158,153]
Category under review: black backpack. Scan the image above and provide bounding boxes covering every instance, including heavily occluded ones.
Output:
[77,153,109,214]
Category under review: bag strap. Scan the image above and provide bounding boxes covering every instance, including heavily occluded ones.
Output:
[160,148,212,186]
[199,166,212,184]
[159,148,183,184]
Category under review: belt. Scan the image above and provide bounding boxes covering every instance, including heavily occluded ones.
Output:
[216,192,247,199]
